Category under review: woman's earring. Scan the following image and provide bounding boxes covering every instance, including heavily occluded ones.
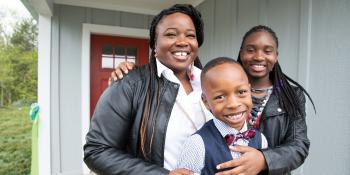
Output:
[154,49,158,58]
[187,62,194,80]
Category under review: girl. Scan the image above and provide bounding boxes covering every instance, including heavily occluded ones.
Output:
[216,25,315,175]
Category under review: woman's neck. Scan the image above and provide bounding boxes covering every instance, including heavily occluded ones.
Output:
[249,76,273,98]
[175,71,193,95]
[249,76,273,89]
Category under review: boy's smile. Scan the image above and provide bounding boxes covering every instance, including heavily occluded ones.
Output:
[226,111,247,121]
[201,63,253,130]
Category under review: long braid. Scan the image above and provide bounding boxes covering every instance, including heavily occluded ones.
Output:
[139,53,160,159]
[273,62,301,117]
[283,72,316,114]
[139,4,204,159]
[238,25,316,119]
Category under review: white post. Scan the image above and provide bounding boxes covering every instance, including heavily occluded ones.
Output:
[37,14,51,175]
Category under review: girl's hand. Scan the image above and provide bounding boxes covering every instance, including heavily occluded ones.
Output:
[169,168,194,175]
[108,61,136,85]
[215,145,267,175]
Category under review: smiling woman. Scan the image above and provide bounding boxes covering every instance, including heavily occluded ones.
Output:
[83,4,206,175]
[154,12,199,94]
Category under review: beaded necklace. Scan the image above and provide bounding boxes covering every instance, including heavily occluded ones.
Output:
[248,87,273,129]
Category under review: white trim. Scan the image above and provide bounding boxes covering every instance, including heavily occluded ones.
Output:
[298,0,312,89]
[38,14,52,175]
[81,23,149,174]
[27,0,53,16]
[55,0,204,15]
[297,2,312,175]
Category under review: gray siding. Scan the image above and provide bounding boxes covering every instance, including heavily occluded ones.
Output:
[50,4,152,174]
[58,5,85,174]
[197,0,302,78]
[304,0,350,174]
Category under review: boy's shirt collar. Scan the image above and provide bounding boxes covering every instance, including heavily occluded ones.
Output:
[213,118,248,137]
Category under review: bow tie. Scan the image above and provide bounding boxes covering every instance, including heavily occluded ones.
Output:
[224,129,256,146]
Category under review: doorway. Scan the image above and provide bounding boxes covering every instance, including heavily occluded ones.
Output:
[90,34,149,117]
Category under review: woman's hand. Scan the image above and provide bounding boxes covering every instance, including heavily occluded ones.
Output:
[215,146,267,175]
[108,61,136,85]
[169,168,194,175]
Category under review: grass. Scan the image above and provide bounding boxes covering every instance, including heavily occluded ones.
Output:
[0,106,31,175]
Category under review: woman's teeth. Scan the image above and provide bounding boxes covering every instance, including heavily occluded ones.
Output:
[174,52,188,56]
[253,64,265,68]
[251,64,265,71]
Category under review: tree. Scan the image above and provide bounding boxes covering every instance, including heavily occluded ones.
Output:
[10,19,37,51]
[0,18,37,107]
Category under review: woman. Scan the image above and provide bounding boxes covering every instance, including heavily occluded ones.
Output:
[84,4,208,175]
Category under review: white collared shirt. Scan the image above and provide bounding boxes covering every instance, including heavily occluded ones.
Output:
[176,118,268,174]
[156,59,213,170]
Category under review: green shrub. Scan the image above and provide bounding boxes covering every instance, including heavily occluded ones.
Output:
[0,106,31,175]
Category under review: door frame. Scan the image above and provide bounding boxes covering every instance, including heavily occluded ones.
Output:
[81,23,149,174]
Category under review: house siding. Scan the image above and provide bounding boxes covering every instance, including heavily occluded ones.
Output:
[197,0,301,78]
[304,0,350,175]
[50,4,152,174]
[49,1,350,174]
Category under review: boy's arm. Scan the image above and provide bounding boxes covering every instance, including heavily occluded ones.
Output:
[109,61,136,85]
[176,134,205,174]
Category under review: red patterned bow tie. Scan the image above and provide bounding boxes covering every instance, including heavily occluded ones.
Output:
[224,129,256,146]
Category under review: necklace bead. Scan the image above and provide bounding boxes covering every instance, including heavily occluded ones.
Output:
[251,86,273,93]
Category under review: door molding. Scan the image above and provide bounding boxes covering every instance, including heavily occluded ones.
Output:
[81,23,149,174]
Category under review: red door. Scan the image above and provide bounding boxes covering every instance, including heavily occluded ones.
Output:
[90,34,149,117]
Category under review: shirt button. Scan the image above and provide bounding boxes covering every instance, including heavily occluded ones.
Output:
[277,108,282,112]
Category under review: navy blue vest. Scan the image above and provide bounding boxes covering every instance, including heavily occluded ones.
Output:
[196,120,262,175]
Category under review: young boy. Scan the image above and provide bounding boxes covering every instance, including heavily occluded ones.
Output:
[176,57,268,175]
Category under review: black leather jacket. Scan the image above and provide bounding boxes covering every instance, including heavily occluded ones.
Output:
[84,65,176,175]
[259,87,310,175]
[84,63,309,175]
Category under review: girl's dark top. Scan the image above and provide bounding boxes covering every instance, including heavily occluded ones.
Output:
[258,87,309,175]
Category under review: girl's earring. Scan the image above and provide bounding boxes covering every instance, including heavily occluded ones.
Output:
[187,62,194,80]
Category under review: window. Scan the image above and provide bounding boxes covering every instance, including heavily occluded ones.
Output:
[101,45,137,69]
